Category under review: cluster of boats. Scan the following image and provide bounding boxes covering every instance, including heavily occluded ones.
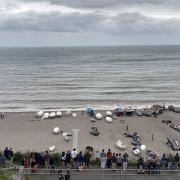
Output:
[85,104,168,119]
[35,110,77,120]
[167,136,180,151]
[162,120,180,132]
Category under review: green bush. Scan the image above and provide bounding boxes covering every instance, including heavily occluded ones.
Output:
[52,153,61,167]
[0,170,14,180]
[13,152,24,165]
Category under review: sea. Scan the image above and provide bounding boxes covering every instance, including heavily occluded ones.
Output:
[0,45,180,112]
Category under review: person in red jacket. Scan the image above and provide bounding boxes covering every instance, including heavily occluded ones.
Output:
[107,149,112,168]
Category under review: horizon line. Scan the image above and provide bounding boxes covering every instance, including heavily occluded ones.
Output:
[0,44,180,48]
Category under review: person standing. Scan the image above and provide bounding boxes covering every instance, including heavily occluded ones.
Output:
[111,153,116,169]
[44,151,50,169]
[49,156,55,174]
[174,153,180,169]
[122,152,129,172]
[106,149,112,168]
[71,148,78,168]
[100,149,106,169]
[83,150,91,168]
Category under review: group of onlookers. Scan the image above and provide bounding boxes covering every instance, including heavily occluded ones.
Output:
[1,147,180,173]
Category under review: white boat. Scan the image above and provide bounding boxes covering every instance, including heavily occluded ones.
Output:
[53,127,61,134]
[49,145,55,152]
[96,113,102,120]
[116,140,126,150]
[72,113,77,117]
[106,111,113,116]
[41,112,49,120]
[106,116,113,123]
[36,111,44,118]
[65,109,72,116]
[50,112,56,118]
[62,132,72,142]
[56,111,62,117]
[132,147,141,156]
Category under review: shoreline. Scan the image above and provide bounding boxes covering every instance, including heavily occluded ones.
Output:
[1,102,180,113]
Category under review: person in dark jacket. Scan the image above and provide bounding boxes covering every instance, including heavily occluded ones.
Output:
[4,147,10,160]
[174,153,180,169]
[49,157,55,173]
[83,151,91,168]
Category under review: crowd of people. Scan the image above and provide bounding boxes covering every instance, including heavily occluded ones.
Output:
[1,147,180,174]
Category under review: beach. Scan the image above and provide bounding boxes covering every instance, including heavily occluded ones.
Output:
[0,110,179,157]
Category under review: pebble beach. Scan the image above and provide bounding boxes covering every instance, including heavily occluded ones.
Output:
[0,110,179,158]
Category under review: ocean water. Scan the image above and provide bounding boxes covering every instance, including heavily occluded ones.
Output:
[0,45,180,112]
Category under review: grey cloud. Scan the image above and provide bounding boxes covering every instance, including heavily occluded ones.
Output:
[21,0,180,9]
[1,10,180,34]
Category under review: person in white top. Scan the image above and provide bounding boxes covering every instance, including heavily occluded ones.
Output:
[71,148,78,168]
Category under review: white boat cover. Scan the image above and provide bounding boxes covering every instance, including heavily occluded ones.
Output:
[50,112,56,118]
[116,140,126,149]
[53,127,61,134]
[106,116,113,123]
[72,113,77,117]
[96,113,102,120]
[36,111,44,118]
[41,112,49,120]
[106,111,113,116]
[49,145,55,152]
[133,148,141,156]
[56,111,62,117]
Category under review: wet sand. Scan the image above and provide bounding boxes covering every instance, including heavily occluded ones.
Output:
[0,111,179,157]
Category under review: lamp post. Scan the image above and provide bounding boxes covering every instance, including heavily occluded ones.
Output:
[72,129,80,152]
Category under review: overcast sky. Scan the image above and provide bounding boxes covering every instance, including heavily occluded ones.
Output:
[0,0,180,46]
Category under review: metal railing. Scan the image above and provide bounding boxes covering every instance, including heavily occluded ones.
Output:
[15,167,180,180]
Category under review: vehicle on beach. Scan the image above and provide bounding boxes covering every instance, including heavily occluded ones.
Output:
[125,108,134,116]
[135,109,143,116]
[90,127,100,136]
[114,107,124,116]
[168,105,180,113]
[167,136,180,150]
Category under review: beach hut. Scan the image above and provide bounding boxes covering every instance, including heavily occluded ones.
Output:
[56,111,62,117]
[106,116,113,123]
[116,140,126,150]
[41,112,49,120]
[36,111,44,118]
[95,113,102,120]
[53,127,61,135]
[50,112,56,118]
